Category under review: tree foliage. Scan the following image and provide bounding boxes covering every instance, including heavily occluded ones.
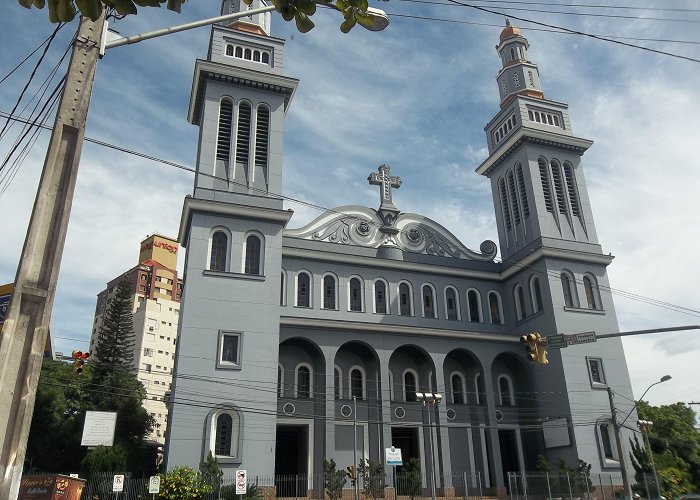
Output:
[156,466,213,500]
[18,0,382,33]
[94,279,136,373]
[323,459,347,500]
[358,458,386,500]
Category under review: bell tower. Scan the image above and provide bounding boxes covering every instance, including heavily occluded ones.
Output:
[477,21,601,262]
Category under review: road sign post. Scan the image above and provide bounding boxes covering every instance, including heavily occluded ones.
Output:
[113,474,124,494]
[545,334,568,349]
[149,475,160,498]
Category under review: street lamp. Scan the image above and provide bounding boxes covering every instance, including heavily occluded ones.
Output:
[415,392,442,500]
[638,420,661,500]
[607,375,672,500]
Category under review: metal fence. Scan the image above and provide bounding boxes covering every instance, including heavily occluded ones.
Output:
[508,472,625,500]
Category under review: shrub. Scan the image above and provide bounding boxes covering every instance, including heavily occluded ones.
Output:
[324,459,347,500]
[156,466,213,500]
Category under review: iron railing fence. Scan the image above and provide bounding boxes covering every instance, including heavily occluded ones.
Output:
[508,472,625,500]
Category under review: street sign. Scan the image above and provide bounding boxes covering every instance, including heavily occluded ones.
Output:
[566,331,597,345]
[149,476,161,494]
[81,411,117,447]
[113,475,124,492]
[235,470,247,495]
[386,446,403,466]
[546,334,568,349]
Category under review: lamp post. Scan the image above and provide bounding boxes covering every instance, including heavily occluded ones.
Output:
[0,6,389,498]
[415,392,442,500]
[607,375,671,500]
[638,420,661,500]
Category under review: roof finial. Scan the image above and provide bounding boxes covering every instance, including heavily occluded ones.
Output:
[505,18,511,27]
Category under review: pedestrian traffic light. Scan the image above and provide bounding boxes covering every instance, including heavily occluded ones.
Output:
[72,350,90,375]
[519,332,548,365]
[346,465,356,484]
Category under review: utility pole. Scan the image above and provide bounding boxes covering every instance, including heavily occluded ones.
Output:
[0,11,104,499]
[607,387,633,500]
[0,12,106,499]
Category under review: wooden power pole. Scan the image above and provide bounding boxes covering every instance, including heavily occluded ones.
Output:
[0,11,105,499]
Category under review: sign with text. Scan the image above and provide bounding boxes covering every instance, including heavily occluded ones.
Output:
[566,331,597,345]
[112,475,124,493]
[81,411,117,447]
[385,446,403,466]
[235,470,247,495]
[148,476,161,494]
[546,334,568,349]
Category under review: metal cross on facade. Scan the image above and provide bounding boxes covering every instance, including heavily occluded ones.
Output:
[368,164,402,213]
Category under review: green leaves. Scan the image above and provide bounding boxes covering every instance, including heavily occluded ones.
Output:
[17,0,188,22]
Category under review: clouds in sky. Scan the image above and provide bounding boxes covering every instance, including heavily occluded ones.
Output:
[1,0,699,410]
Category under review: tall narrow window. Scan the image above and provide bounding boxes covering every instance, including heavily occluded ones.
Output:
[600,423,615,460]
[262,52,270,64]
[583,275,599,310]
[516,164,529,219]
[350,368,364,399]
[498,375,514,406]
[507,170,521,225]
[561,272,577,308]
[446,288,458,320]
[538,158,554,213]
[563,163,580,217]
[514,285,526,320]
[399,283,412,316]
[467,290,481,322]
[244,234,261,275]
[215,413,233,455]
[297,272,310,307]
[210,231,228,271]
[235,46,243,58]
[253,50,261,62]
[404,371,417,402]
[531,277,543,313]
[499,178,512,231]
[236,102,252,165]
[323,275,336,310]
[277,365,283,396]
[334,367,342,399]
[474,373,484,405]
[296,365,311,398]
[488,292,502,324]
[216,99,233,164]
[225,45,234,56]
[451,374,465,404]
[244,48,252,60]
[422,285,435,318]
[551,160,568,216]
[280,272,286,305]
[255,105,270,170]
[375,280,387,314]
[349,277,363,312]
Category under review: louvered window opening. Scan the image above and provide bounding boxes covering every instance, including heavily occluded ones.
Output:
[539,158,554,213]
[236,102,252,165]
[499,178,512,231]
[255,106,270,168]
[216,99,233,161]
[550,161,568,215]
[564,164,581,217]
[516,165,529,218]
[507,171,521,225]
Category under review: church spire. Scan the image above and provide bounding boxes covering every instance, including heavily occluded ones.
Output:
[495,20,544,108]
[220,0,272,36]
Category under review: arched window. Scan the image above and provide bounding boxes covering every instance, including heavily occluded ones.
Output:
[516,163,529,219]
[253,50,261,62]
[212,409,240,457]
[399,282,412,316]
[255,105,270,170]
[530,276,543,313]
[323,274,336,310]
[349,367,365,399]
[514,284,526,321]
[497,375,515,406]
[349,277,363,312]
[374,280,387,314]
[561,271,578,308]
[451,373,465,404]
[277,364,283,396]
[488,291,503,324]
[280,270,286,305]
[210,230,228,271]
[296,364,311,398]
[474,373,484,405]
[583,274,601,310]
[296,272,311,307]
[244,48,252,60]
[538,157,554,213]
[244,234,261,275]
[445,287,458,320]
[216,98,233,165]
[235,46,243,58]
[467,289,482,323]
[422,284,436,318]
[236,102,252,166]
[262,52,270,64]
[334,366,342,399]
[403,370,417,402]
[225,45,234,56]
[498,177,512,231]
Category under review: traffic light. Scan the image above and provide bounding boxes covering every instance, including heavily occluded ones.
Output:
[72,350,90,374]
[520,332,548,365]
[346,465,356,484]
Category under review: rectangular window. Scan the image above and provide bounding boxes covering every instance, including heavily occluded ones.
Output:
[144,364,152,373]
[143,348,153,357]
[587,358,606,386]
[218,331,242,369]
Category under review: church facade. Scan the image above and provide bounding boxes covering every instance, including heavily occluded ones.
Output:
[165,2,635,493]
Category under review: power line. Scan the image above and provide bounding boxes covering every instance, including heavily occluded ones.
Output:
[0,25,68,86]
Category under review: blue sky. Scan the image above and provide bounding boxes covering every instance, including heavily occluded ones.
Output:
[1,0,699,410]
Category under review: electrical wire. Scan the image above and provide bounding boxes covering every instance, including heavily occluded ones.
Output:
[0,26,68,86]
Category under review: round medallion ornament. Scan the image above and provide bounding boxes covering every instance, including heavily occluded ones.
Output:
[407,227,423,243]
[340,405,353,418]
[495,409,504,422]
[394,407,406,419]
[356,221,371,236]
[283,403,296,416]
[446,408,457,421]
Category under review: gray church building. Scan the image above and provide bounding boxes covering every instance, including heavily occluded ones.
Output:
[165,2,636,494]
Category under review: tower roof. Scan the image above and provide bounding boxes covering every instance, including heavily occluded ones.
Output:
[499,20,522,43]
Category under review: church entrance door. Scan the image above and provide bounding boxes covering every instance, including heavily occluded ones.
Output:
[391,426,421,495]
[275,424,309,497]
[498,429,519,491]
